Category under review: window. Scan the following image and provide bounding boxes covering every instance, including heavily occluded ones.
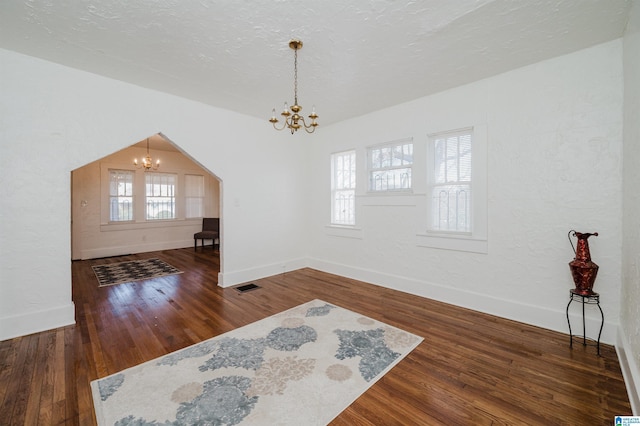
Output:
[331,150,356,225]
[428,129,472,233]
[419,125,487,253]
[368,138,413,192]
[145,172,176,220]
[101,161,215,228]
[109,169,134,222]
[185,174,205,218]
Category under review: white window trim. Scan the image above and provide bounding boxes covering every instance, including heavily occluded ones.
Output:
[417,124,488,254]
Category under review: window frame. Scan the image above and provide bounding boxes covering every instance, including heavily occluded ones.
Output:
[108,169,135,222]
[367,138,414,193]
[427,129,473,235]
[330,149,357,226]
[145,172,177,221]
[418,125,488,254]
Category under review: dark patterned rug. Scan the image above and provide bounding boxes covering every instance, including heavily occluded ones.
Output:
[92,258,183,287]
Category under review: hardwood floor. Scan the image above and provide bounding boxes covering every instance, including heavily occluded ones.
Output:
[0,247,632,425]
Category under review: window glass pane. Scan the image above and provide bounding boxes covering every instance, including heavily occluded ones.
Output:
[146,173,176,220]
[109,170,134,221]
[367,139,414,191]
[185,174,204,218]
[370,168,412,191]
[381,147,391,168]
[459,134,472,182]
[403,143,413,165]
[446,137,458,183]
[392,145,403,166]
[391,143,412,166]
[370,148,380,169]
[331,150,356,225]
[333,190,355,225]
[433,138,446,184]
[430,184,471,232]
[428,130,472,233]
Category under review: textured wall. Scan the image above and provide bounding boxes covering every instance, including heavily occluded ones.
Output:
[0,38,631,356]
[0,49,309,340]
[622,0,640,411]
[309,40,624,344]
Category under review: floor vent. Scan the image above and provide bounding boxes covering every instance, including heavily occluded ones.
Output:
[235,283,261,293]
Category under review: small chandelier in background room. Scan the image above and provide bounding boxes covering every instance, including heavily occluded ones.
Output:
[269,39,318,134]
[134,138,160,171]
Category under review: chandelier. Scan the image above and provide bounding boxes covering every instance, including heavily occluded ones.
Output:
[269,39,318,134]
[133,138,160,171]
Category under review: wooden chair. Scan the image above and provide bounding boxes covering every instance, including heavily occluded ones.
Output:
[194,218,219,250]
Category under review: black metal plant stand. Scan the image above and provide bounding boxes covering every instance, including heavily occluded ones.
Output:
[565,289,604,356]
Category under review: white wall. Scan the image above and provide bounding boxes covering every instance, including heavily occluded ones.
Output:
[71,145,220,260]
[621,0,640,413]
[0,48,310,340]
[309,40,624,345]
[0,38,632,364]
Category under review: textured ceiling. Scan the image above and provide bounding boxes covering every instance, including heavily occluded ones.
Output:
[0,0,632,127]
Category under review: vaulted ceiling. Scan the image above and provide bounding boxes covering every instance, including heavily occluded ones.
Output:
[0,0,632,126]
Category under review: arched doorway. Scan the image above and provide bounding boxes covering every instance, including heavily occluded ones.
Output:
[70,133,222,264]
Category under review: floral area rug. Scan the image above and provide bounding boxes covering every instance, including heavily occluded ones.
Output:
[92,258,183,287]
[91,299,423,425]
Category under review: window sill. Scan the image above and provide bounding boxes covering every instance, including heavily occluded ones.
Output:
[325,225,363,239]
[363,189,415,196]
[101,219,201,232]
[416,233,488,254]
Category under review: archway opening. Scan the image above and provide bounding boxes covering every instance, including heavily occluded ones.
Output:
[70,133,222,268]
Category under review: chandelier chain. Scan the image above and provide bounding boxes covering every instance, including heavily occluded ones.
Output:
[293,47,298,105]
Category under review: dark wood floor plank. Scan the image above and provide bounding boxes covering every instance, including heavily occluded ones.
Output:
[0,333,20,410]
[7,333,40,424]
[0,247,632,425]
[32,331,56,426]
[0,335,28,422]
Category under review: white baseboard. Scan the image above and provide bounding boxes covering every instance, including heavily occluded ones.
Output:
[79,240,194,260]
[0,303,75,341]
[218,257,309,288]
[307,257,618,345]
[617,326,640,415]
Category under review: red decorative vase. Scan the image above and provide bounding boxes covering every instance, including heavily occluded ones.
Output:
[568,230,599,295]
